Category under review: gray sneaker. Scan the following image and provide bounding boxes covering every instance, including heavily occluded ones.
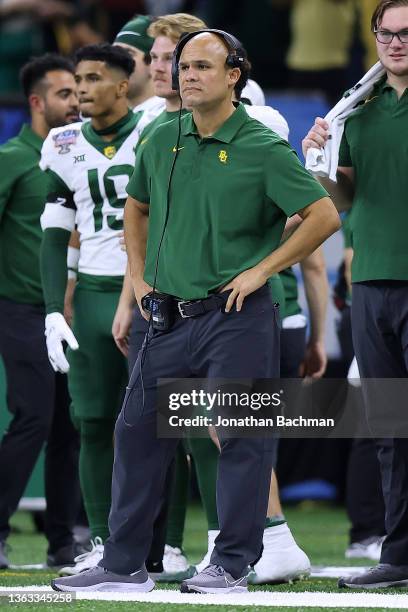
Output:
[180,564,248,594]
[0,541,9,569]
[51,565,155,592]
[338,563,408,589]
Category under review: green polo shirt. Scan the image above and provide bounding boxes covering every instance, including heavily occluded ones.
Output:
[138,109,186,144]
[0,124,46,304]
[338,78,408,282]
[342,210,353,251]
[127,103,327,300]
[280,267,301,318]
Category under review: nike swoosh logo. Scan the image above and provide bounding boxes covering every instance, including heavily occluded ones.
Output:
[54,197,67,205]
[224,575,246,587]
[172,146,185,152]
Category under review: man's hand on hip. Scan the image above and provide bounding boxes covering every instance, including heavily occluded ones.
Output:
[221,267,268,313]
[45,312,79,373]
[133,278,153,321]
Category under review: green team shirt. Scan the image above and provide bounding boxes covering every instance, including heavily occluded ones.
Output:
[127,103,327,300]
[0,125,45,304]
[280,267,301,318]
[342,210,352,249]
[138,109,186,145]
[338,78,408,282]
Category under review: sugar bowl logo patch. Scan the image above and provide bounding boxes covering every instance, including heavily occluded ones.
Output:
[103,145,116,159]
[218,150,228,164]
[53,129,80,154]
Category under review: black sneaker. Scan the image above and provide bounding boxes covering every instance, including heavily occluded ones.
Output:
[47,541,88,568]
[0,541,9,569]
[338,563,408,589]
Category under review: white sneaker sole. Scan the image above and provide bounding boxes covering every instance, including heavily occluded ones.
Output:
[181,585,248,594]
[52,577,155,592]
[248,568,310,585]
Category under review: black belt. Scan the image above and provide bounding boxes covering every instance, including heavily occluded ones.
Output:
[174,293,227,318]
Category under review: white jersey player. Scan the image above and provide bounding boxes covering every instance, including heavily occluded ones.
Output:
[40,118,138,276]
[39,44,149,579]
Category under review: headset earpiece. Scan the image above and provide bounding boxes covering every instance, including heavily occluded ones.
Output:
[171,28,245,91]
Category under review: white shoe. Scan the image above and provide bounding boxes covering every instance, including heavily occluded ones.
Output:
[163,545,189,573]
[195,530,219,573]
[345,536,385,561]
[59,537,104,576]
[249,523,311,584]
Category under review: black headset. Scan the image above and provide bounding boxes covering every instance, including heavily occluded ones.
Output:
[171,28,246,91]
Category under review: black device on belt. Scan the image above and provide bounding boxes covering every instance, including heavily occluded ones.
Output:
[141,291,227,331]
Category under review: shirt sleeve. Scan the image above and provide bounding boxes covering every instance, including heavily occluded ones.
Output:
[40,169,76,232]
[260,108,289,141]
[0,150,15,223]
[338,128,352,167]
[40,227,71,314]
[265,139,328,217]
[126,141,151,204]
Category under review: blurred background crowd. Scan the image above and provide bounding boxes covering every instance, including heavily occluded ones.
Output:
[0,0,378,100]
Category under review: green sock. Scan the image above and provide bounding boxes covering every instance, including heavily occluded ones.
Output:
[265,515,286,529]
[79,418,115,541]
[166,444,190,549]
[189,436,220,531]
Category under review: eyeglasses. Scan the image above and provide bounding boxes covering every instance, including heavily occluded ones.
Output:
[374,29,408,44]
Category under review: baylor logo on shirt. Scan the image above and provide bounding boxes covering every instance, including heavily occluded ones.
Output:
[103,145,116,159]
[218,150,228,164]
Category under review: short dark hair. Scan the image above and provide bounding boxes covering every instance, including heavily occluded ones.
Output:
[74,43,135,77]
[371,0,408,30]
[19,53,75,98]
[234,57,252,101]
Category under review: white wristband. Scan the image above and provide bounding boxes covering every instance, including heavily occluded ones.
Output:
[67,246,80,277]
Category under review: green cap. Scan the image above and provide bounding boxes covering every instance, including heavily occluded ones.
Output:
[114,15,154,54]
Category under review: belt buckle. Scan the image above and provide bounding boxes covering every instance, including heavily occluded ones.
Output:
[177,300,191,318]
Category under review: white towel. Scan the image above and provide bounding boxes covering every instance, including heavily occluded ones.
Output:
[305,62,385,181]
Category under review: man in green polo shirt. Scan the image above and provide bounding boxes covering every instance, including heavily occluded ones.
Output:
[0,54,81,569]
[303,0,408,590]
[51,29,339,595]
[111,13,207,582]
[113,12,206,367]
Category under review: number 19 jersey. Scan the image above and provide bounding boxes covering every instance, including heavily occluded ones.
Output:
[40,112,142,277]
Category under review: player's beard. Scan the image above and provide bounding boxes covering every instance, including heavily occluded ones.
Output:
[44,104,79,128]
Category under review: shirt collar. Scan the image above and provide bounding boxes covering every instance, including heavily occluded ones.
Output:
[374,74,400,94]
[181,102,248,143]
[371,74,408,101]
[18,124,43,152]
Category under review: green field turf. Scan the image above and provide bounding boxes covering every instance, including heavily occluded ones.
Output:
[0,503,402,612]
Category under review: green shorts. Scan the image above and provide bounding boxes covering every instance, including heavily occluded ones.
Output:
[67,278,127,420]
